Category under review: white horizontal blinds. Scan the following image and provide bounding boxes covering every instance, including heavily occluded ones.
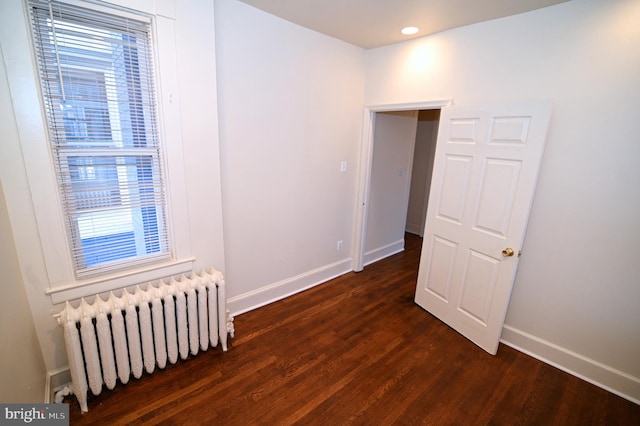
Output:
[29,0,170,277]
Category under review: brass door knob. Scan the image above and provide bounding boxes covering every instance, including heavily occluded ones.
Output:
[502,247,515,257]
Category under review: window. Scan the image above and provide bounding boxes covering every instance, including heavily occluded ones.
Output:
[29,0,170,277]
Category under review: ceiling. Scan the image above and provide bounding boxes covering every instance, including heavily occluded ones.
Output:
[237,0,570,49]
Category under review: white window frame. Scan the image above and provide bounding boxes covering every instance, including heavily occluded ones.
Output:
[6,0,193,303]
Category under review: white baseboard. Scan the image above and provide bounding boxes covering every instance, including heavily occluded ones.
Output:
[227,258,353,316]
[46,367,71,403]
[500,325,640,405]
[405,223,422,236]
[363,239,404,267]
[44,374,50,404]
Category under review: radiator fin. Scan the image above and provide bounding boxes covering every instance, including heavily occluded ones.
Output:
[175,286,188,360]
[197,278,209,351]
[187,285,199,356]
[124,293,143,379]
[137,287,155,375]
[151,295,167,369]
[110,303,130,384]
[95,298,116,390]
[164,291,178,365]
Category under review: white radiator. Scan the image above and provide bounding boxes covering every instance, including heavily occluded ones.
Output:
[56,268,234,412]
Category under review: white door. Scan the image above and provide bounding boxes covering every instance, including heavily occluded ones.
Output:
[414,100,552,354]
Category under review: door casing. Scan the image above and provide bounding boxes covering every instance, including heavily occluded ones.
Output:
[352,99,452,272]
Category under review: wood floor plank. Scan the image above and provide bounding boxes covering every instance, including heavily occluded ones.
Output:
[66,233,640,425]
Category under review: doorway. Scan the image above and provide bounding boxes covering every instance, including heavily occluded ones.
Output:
[354,99,552,354]
[353,99,450,272]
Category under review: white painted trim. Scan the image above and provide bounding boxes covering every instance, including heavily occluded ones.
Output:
[363,239,405,267]
[501,325,640,405]
[405,223,422,236]
[44,373,50,404]
[365,100,453,112]
[46,257,195,303]
[227,258,353,316]
[353,99,452,272]
[46,367,71,404]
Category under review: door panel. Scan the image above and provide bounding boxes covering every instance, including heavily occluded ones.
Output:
[424,236,458,302]
[437,155,473,224]
[415,100,551,354]
[473,158,521,237]
[458,249,500,325]
[449,118,479,142]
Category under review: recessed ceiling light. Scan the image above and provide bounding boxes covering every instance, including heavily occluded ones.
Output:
[401,26,419,35]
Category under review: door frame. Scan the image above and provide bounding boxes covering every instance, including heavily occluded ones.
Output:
[352,99,452,272]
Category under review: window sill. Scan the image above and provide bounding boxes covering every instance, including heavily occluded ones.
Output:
[46,257,195,304]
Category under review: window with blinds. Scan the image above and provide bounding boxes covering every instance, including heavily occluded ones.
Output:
[28,0,171,277]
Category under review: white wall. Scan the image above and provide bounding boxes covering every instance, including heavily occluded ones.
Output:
[214,0,365,313]
[0,187,46,403]
[174,0,227,279]
[0,0,226,376]
[406,110,439,236]
[0,69,46,401]
[364,111,417,264]
[365,0,640,401]
[1,15,47,400]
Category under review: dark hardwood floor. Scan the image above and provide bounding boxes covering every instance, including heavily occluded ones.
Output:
[67,233,639,425]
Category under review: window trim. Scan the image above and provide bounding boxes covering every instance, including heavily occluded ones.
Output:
[30,0,172,277]
[7,0,194,303]
[45,256,195,302]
